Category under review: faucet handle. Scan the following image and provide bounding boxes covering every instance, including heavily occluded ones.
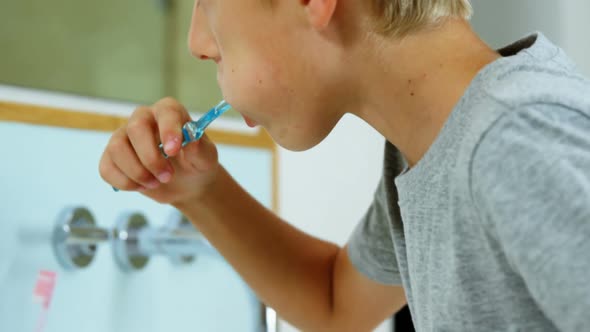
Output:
[112,211,214,272]
[112,212,151,272]
[52,207,109,270]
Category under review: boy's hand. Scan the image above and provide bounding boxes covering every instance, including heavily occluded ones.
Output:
[99,97,220,205]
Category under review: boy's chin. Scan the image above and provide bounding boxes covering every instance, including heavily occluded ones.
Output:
[272,131,326,152]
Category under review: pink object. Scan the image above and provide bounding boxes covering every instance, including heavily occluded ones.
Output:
[32,270,57,332]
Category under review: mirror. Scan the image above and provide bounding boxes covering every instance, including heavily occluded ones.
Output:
[0,0,229,114]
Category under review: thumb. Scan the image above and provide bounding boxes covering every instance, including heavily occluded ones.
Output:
[178,133,219,173]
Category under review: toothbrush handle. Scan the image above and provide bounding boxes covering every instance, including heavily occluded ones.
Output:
[192,107,223,133]
[159,100,230,157]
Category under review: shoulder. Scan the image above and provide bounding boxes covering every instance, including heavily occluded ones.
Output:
[472,103,590,171]
[455,33,590,224]
[467,46,590,176]
[481,43,590,114]
[469,103,590,226]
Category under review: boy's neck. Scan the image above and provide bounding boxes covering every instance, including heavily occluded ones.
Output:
[348,19,500,167]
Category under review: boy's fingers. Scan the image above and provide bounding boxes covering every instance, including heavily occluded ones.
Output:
[180,133,218,172]
[126,109,174,184]
[99,154,144,192]
[109,133,161,190]
[153,98,192,157]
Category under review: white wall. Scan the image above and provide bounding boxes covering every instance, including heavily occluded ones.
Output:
[277,115,383,245]
[470,0,590,75]
[470,0,564,48]
[561,0,590,75]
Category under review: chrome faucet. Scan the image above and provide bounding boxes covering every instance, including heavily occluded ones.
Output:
[111,211,217,272]
[52,206,110,270]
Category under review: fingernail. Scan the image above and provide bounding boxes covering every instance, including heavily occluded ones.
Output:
[158,171,172,183]
[146,179,160,189]
[164,137,180,154]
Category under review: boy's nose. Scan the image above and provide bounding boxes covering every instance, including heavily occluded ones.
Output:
[188,2,219,61]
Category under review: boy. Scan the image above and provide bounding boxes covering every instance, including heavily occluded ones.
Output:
[99,0,590,330]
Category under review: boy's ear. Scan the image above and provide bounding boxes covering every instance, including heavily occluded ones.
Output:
[303,0,338,30]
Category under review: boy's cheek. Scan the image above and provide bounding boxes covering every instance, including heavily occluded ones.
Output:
[223,61,286,106]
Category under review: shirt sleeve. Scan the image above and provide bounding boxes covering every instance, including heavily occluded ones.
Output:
[347,142,405,285]
[471,104,590,332]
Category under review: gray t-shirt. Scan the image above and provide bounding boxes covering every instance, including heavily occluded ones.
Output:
[348,33,590,332]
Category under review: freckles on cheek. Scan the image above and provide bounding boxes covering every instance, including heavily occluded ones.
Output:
[226,55,292,116]
[223,67,267,106]
[246,62,279,90]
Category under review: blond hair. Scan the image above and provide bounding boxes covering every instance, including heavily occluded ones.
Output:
[372,0,473,37]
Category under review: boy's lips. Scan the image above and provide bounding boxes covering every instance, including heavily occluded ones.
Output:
[242,114,258,128]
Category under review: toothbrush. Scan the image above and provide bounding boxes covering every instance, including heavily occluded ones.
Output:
[159,99,232,158]
[113,100,231,191]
